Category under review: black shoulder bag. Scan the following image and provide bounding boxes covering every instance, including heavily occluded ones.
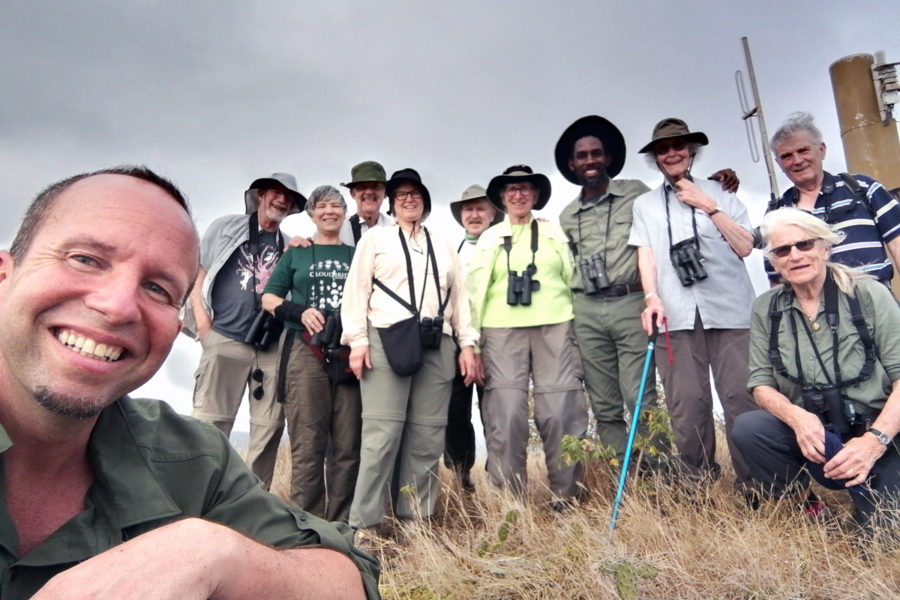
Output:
[373,227,447,376]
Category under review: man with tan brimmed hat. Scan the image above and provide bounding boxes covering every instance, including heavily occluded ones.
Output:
[188,172,306,489]
[339,160,390,246]
[444,184,502,490]
[556,115,738,475]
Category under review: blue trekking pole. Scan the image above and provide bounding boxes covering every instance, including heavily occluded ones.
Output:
[610,327,659,532]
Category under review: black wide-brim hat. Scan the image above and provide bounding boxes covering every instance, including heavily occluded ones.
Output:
[486,165,552,212]
[555,115,627,184]
[386,168,431,218]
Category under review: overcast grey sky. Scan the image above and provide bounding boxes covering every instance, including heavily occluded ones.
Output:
[3,1,898,424]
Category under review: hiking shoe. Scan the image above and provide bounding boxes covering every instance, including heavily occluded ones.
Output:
[800,492,832,519]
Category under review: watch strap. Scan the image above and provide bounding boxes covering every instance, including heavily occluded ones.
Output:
[867,427,892,446]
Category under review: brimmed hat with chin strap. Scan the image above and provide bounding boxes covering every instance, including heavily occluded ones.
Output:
[486,165,552,212]
[244,172,307,215]
[638,118,709,154]
[449,184,505,227]
[555,115,627,184]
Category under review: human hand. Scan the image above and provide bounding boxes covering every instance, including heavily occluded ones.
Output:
[349,344,371,379]
[288,236,314,249]
[823,433,886,487]
[789,407,827,464]
[674,179,717,214]
[301,308,326,334]
[459,347,483,387]
[640,294,665,335]
[709,168,740,193]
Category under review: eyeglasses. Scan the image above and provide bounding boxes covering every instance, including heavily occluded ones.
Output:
[653,140,688,156]
[503,184,535,196]
[769,238,821,258]
[394,190,423,200]
[251,368,265,400]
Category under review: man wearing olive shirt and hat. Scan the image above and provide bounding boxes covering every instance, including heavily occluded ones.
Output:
[556,115,738,471]
[444,185,502,490]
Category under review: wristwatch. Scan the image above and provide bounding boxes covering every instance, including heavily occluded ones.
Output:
[866,427,892,446]
[708,205,723,217]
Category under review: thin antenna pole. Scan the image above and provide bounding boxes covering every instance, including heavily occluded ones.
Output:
[741,36,780,204]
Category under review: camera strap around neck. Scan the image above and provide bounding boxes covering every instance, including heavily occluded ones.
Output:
[663,184,699,253]
[766,271,875,389]
[503,219,539,275]
[374,226,447,318]
[248,212,283,311]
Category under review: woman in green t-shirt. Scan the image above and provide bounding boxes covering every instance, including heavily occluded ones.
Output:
[262,185,359,523]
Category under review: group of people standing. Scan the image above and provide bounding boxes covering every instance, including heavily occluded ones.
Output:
[186,110,900,538]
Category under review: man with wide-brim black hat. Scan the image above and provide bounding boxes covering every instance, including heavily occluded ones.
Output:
[556,115,737,473]
[187,172,306,489]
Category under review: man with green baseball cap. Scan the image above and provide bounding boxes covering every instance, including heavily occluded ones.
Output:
[340,161,389,246]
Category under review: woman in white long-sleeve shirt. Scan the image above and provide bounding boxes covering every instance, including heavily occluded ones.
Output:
[341,168,480,531]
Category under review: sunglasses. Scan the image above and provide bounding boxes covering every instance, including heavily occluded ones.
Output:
[769,237,821,258]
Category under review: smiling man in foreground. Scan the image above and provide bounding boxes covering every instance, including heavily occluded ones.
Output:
[0,167,378,599]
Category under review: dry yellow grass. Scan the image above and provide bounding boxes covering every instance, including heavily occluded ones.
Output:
[268,440,899,599]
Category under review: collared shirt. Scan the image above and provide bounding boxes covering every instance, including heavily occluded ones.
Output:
[765,172,900,282]
[558,178,650,291]
[0,398,380,600]
[340,222,478,349]
[339,213,389,247]
[628,179,755,331]
[466,215,574,330]
[748,276,900,411]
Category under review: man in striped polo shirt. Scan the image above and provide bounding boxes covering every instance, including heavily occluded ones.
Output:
[766,112,900,285]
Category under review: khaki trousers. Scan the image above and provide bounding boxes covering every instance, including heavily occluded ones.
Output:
[192,329,284,489]
[282,335,361,522]
[349,326,455,528]
[481,321,588,499]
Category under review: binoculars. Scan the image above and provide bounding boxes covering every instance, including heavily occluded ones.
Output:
[801,384,859,435]
[420,316,444,349]
[244,309,284,351]
[507,265,540,306]
[310,311,342,350]
[669,238,707,287]
[580,253,611,294]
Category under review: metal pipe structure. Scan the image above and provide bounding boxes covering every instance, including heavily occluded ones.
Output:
[737,37,780,206]
[829,53,900,195]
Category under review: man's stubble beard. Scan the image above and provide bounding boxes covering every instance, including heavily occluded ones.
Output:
[35,386,106,419]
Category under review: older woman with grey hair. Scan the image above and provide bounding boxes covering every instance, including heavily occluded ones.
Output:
[262,184,360,522]
[630,118,757,489]
[734,207,900,526]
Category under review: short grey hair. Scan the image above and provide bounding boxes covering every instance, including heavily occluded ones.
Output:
[770,112,823,152]
[305,185,347,217]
